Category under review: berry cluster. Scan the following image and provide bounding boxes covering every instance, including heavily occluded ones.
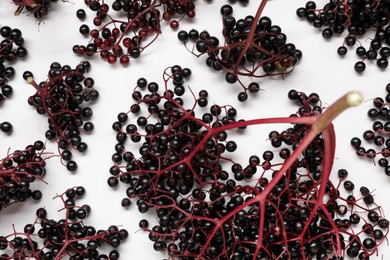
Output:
[24,61,98,172]
[107,65,387,259]
[351,83,390,176]
[297,0,390,73]
[73,0,207,65]
[12,0,62,20]
[0,186,128,259]
[0,140,47,212]
[157,0,199,29]
[178,4,302,101]
[0,25,28,134]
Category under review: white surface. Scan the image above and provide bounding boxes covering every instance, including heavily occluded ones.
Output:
[0,0,389,259]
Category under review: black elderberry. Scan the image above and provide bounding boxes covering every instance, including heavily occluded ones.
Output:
[0,121,13,134]
[337,169,348,178]
[322,28,333,39]
[79,24,90,35]
[354,61,366,73]
[188,29,199,40]
[337,46,347,56]
[177,30,188,41]
[366,50,377,60]
[377,58,388,69]
[380,47,390,58]
[66,160,78,171]
[356,46,366,57]
[343,180,355,191]
[76,9,86,20]
[296,7,307,18]
[237,92,248,102]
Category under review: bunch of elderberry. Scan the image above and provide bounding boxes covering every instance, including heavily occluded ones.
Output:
[178,4,302,101]
[108,64,245,207]
[74,0,206,65]
[351,83,390,176]
[107,65,388,258]
[0,186,128,259]
[74,0,161,65]
[0,25,28,134]
[0,140,47,212]
[12,0,62,20]
[297,0,390,73]
[258,91,389,259]
[23,61,98,172]
[270,90,323,170]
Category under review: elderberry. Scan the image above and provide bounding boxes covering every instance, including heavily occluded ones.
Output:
[0,121,13,134]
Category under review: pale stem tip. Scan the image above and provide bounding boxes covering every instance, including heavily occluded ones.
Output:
[26,76,34,84]
[346,91,364,107]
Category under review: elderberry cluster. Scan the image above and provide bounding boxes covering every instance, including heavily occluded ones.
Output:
[106,65,388,258]
[178,4,302,101]
[74,0,161,65]
[24,61,98,171]
[262,91,389,259]
[74,0,204,65]
[297,0,390,73]
[0,25,28,134]
[0,140,47,212]
[351,83,390,176]
[108,64,244,200]
[271,89,323,172]
[0,186,128,259]
[12,0,61,20]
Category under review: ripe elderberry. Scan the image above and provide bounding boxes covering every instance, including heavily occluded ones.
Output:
[24,61,98,171]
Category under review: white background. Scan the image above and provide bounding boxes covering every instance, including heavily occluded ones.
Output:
[0,0,390,259]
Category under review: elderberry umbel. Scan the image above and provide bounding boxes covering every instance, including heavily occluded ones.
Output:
[107,64,386,258]
[24,61,98,171]
[109,64,245,197]
[74,0,205,65]
[0,140,48,212]
[0,186,128,259]
[351,83,390,177]
[12,0,64,20]
[178,4,302,101]
[297,0,390,73]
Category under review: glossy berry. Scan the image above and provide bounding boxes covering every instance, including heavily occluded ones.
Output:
[0,121,13,134]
